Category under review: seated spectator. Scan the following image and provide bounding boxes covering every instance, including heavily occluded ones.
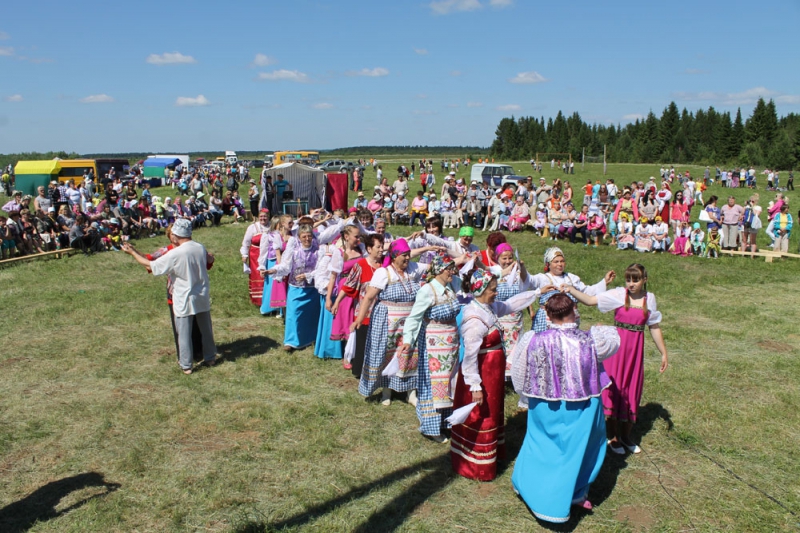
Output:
[409,190,428,227]
[392,192,409,225]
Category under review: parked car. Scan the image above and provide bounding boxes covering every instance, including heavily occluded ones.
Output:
[318,160,365,173]
[470,163,516,187]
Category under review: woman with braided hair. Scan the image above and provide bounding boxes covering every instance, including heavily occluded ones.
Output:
[449,268,549,481]
[565,263,668,455]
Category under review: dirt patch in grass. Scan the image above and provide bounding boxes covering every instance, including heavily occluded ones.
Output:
[757,340,794,353]
[616,504,655,530]
[0,356,32,367]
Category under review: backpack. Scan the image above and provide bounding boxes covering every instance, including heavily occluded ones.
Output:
[743,206,755,228]
[226,176,236,191]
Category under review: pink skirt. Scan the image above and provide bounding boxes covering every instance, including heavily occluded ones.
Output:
[331,296,355,340]
[269,277,288,308]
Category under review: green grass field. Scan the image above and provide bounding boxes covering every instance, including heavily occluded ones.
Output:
[1,162,799,532]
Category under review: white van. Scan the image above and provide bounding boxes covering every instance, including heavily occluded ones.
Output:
[225,150,238,165]
[470,163,515,187]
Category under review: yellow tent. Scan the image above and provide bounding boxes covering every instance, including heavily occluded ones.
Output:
[14,160,62,196]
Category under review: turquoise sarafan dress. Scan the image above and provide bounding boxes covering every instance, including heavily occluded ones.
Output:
[510,324,620,524]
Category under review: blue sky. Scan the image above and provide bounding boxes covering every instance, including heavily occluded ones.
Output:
[1,0,798,154]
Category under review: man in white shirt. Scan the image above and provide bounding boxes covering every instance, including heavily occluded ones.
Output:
[377,165,383,181]
[123,218,217,374]
[484,189,504,230]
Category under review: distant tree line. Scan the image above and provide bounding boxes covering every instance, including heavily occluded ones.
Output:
[489,98,800,169]
[321,146,486,157]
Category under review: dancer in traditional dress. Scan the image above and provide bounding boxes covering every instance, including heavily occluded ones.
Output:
[258,214,292,316]
[353,238,438,405]
[565,263,668,455]
[400,251,462,443]
[329,225,364,369]
[333,233,384,378]
[510,293,620,523]
[313,234,344,360]
[478,231,507,267]
[265,224,321,351]
[529,247,613,333]
[450,268,548,481]
[240,209,270,306]
[491,242,535,375]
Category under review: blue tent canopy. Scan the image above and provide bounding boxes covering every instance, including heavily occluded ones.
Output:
[144,157,182,168]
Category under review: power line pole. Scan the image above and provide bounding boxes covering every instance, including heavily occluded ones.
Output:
[603,144,607,175]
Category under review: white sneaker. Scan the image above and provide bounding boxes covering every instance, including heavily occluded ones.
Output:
[381,388,392,406]
[407,390,418,407]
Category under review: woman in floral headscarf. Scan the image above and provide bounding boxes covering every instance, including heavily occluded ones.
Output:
[399,251,463,443]
[528,247,614,333]
[449,268,548,481]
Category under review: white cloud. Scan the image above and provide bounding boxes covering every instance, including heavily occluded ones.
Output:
[622,113,644,121]
[496,104,522,112]
[176,95,210,107]
[671,86,799,106]
[489,0,513,7]
[0,31,9,40]
[257,69,310,83]
[508,71,548,84]
[4,94,22,102]
[0,46,14,56]
[252,53,277,67]
[414,48,428,55]
[467,101,483,108]
[429,0,481,15]
[347,67,389,77]
[450,70,462,77]
[146,52,196,65]
[313,102,334,109]
[80,94,114,104]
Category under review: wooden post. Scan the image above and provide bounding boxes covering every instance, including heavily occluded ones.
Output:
[603,144,607,175]
[582,147,585,171]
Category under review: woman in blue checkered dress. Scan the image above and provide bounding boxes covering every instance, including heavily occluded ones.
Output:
[353,239,433,405]
[529,247,613,333]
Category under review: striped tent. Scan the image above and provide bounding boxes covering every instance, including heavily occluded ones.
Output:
[261,162,326,213]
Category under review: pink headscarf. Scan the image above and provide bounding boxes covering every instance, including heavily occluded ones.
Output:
[495,243,513,256]
[382,238,411,267]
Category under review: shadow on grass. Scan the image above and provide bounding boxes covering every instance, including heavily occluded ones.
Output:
[533,402,672,532]
[0,472,120,533]
[216,335,281,364]
[233,454,454,533]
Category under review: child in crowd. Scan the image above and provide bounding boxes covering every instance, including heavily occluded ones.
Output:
[0,215,17,259]
[617,213,635,250]
[587,210,606,248]
[705,227,721,258]
[689,223,705,256]
[634,217,653,253]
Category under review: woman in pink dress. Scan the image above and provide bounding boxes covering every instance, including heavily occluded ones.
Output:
[566,263,668,455]
[329,225,363,369]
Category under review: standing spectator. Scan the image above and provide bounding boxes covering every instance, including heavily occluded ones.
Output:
[123,218,217,374]
[274,174,291,212]
[766,203,792,252]
[720,196,744,250]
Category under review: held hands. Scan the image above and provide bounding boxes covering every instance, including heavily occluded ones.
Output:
[331,302,339,316]
[260,270,267,279]
[604,270,616,285]
[325,298,333,312]
[472,390,484,405]
[539,284,557,294]
[349,321,360,333]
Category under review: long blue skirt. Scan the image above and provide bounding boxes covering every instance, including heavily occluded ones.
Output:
[512,397,606,524]
[260,258,279,315]
[284,286,320,349]
[314,295,342,359]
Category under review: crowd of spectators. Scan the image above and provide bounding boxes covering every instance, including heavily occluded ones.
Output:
[0,165,252,259]
[353,168,791,258]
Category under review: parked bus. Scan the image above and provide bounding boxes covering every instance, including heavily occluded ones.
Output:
[273,151,320,166]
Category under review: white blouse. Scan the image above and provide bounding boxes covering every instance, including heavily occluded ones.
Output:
[240,222,269,258]
[460,290,542,391]
[369,263,429,291]
[596,287,662,326]
[529,271,606,296]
